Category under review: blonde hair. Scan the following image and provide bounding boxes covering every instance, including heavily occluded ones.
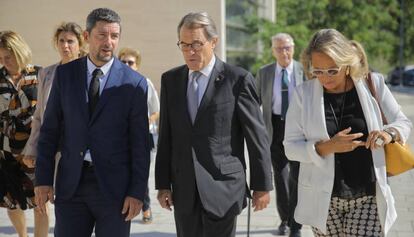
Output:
[118,47,141,68]
[0,31,32,72]
[301,29,369,80]
[53,22,87,57]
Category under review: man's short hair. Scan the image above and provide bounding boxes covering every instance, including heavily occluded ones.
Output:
[177,12,218,40]
[86,8,121,33]
[271,33,294,46]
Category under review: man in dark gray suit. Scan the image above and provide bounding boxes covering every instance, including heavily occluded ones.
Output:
[155,12,273,237]
[256,33,306,237]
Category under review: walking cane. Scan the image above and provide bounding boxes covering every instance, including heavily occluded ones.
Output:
[247,197,251,237]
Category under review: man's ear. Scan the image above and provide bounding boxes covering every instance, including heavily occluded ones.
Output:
[83,31,89,42]
[211,37,218,49]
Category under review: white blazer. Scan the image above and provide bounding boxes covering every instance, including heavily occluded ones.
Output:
[283,73,412,235]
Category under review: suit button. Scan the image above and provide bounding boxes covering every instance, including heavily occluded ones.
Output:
[80,152,84,157]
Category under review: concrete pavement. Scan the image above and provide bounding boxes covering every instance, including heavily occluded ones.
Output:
[1,87,413,237]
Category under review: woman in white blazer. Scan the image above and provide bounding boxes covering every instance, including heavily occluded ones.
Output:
[283,29,412,236]
[22,22,85,237]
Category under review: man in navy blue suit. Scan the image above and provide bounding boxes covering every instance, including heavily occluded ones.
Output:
[34,8,150,237]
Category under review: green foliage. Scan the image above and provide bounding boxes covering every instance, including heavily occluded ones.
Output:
[244,0,412,75]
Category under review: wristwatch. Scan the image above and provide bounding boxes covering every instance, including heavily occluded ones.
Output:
[384,128,397,143]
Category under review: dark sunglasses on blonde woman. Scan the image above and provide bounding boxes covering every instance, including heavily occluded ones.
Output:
[121,60,135,66]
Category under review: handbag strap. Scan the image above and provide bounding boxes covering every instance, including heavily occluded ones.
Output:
[366,72,388,125]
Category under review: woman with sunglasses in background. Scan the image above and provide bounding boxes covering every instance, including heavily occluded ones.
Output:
[0,30,44,237]
[283,29,412,236]
[118,47,160,224]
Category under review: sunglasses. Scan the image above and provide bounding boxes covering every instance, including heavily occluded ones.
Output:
[121,60,135,66]
[310,66,342,77]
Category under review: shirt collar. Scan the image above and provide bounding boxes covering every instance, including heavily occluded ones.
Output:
[276,61,294,75]
[189,55,216,78]
[87,56,114,76]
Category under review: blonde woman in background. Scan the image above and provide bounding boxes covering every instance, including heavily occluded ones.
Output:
[283,29,412,236]
[118,47,159,224]
[0,30,44,237]
[24,22,86,167]
[21,22,85,236]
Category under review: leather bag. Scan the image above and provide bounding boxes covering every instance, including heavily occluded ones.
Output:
[366,73,414,176]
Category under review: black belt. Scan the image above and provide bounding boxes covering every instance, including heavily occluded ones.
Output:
[272,114,284,121]
[83,160,94,168]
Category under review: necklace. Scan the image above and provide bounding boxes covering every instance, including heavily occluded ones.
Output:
[327,78,348,130]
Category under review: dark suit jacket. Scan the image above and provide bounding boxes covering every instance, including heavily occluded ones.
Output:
[35,57,150,202]
[256,61,306,138]
[155,58,272,218]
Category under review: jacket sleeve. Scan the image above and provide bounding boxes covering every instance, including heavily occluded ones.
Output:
[24,67,47,157]
[127,77,151,200]
[283,85,332,168]
[35,67,62,186]
[155,73,172,190]
[374,73,412,142]
[237,72,273,191]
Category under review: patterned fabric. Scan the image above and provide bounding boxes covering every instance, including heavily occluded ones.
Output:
[312,196,382,237]
[0,65,39,210]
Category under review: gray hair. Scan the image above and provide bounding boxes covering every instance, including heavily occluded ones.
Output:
[271,33,294,45]
[86,8,121,33]
[177,12,218,40]
[301,29,368,80]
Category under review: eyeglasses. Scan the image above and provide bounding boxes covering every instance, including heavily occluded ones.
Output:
[310,66,342,77]
[177,40,206,51]
[121,60,135,66]
[273,45,293,53]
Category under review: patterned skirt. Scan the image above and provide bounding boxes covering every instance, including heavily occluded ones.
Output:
[0,151,36,210]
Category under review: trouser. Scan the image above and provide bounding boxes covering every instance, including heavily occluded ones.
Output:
[174,189,237,237]
[54,164,130,237]
[143,186,151,211]
[271,114,302,231]
[312,196,382,237]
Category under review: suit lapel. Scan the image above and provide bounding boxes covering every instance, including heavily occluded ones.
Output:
[265,63,276,98]
[89,58,123,124]
[193,59,225,124]
[74,57,89,122]
[179,66,194,125]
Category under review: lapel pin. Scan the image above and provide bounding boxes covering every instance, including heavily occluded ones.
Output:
[215,75,224,82]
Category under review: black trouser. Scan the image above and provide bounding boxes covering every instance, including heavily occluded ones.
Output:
[271,114,302,231]
[174,188,237,237]
[143,186,151,211]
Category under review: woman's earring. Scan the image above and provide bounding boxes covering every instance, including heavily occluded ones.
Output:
[346,67,350,76]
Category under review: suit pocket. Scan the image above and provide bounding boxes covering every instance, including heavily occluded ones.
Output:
[207,100,234,111]
[220,159,243,175]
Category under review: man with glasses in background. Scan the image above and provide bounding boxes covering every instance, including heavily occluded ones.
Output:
[256,33,306,237]
[155,12,273,237]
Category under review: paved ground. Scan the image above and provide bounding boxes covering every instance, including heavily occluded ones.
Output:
[1,86,413,237]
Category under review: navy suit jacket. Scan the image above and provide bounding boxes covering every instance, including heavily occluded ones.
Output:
[35,57,150,202]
